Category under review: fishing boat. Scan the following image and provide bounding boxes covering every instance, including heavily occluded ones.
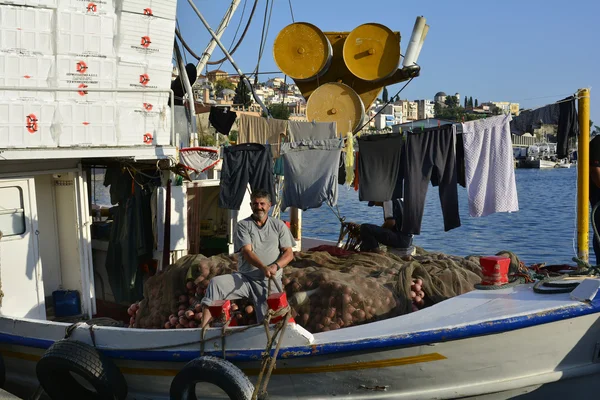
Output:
[0,1,595,399]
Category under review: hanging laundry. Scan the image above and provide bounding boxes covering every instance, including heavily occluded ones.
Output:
[280,139,344,211]
[455,128,467,188]
[179,147,220,173]
[461,114,519,218]
[237,114,288,158]
[344,132,355,186]
[103,166,156,303]
[219,143,275,210]
[509,103,559,135]
[402,125,460,235]
[209,106,237,135]
[273,156,285,176]
[338,153,346,184]
[556,96,579,159]
[287,120,337,141]
[357,132,403,202]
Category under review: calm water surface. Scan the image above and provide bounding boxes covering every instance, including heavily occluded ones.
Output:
[288,168,584,266]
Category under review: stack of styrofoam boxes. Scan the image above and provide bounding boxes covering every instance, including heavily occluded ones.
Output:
[0,0,57,148]
[53,0,118,147]
[114,0,176,146]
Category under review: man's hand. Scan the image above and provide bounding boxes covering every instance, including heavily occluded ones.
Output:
[262,264,278,278]
[382,219,396,230]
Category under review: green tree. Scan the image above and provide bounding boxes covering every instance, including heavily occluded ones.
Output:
[464,97,468,108]
[264,103,290,120]
[382,87,389,103]
[469,96,473,107]
[434,102,443,118]
[445,95,459,108]
[215,79,235,95]
[475,98,479,107]
[233,80,251,109]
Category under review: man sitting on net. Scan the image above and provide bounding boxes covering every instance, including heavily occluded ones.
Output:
[201,189,295,328]
[359,199,414,254]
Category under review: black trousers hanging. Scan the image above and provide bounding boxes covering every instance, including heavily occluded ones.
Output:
[219,143,275,210]
[357,132,404,202]
[402,125,461,235]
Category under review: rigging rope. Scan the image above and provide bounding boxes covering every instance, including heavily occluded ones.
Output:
[207,0,260,66]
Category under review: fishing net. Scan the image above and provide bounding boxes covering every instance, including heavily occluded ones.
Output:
[132,248,484,332]
[134,254,236,329]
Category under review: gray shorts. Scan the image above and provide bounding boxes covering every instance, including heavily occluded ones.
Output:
[201,272,282,322]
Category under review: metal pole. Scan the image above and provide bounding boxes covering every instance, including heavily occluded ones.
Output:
[195,0,242,75]
[187,0,270,117]
[577,88,591,261]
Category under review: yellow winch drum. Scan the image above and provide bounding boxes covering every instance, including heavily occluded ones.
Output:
[342,23,400,82]
[306,82,366,134]
[273,22,333,81]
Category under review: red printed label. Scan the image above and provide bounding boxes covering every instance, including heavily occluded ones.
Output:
[140,36,151,48]
[26,114,38,134]
[76,61,88,74]
[139,74,150,86]
[78,83,89,96]
[143,133,153,144]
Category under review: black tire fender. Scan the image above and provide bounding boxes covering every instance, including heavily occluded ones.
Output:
[170,356,254,400]
[35,339,127,400]
[0,352,5,388]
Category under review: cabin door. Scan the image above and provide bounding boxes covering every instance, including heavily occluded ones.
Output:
[0,178,45,319]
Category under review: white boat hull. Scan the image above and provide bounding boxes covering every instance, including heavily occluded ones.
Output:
[2,285,600,399]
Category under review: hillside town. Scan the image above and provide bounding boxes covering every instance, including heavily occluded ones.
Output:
[179,68,522,130]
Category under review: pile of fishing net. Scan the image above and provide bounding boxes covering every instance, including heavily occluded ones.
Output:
[131,248,485,333]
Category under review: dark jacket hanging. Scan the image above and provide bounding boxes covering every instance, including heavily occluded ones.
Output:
[556,96,579,159]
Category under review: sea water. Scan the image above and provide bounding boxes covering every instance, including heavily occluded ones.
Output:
[292,168,584,266]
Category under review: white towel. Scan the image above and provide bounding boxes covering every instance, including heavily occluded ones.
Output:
[461,114,519,217]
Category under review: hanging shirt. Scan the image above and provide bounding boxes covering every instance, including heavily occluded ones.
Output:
[287,120,337,141]
[209,106,237,135]
[510,103,559,135]
[461,114,519,217]
[237,114,288,158]
[280,139,343,211]
[556,96,579,159]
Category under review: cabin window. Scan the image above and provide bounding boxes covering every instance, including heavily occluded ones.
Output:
[0,186,26,237]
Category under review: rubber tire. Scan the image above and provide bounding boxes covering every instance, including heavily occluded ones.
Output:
[0,352,5,388]
[170,356,254,400]
[35,339,128,400]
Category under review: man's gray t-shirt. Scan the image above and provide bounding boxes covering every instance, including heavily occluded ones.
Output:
[234,216,296,280]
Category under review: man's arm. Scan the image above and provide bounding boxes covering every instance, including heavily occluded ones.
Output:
[239,244,268,271]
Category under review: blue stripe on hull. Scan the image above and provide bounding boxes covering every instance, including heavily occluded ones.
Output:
[2,299,599,362]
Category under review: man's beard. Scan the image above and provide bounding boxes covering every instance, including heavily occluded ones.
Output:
[252,210,267,220]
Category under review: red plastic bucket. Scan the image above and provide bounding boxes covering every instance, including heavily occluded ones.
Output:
[480,256,510,286]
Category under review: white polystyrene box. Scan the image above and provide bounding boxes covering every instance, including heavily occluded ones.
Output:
[57,0,114,13]
[117,0,176,20]
[0,5,54,55]
[54,55,116,101]
[0,0,56,9]
[117,101,170,146]
[56,10,116,58]
[56,101,117,146]
[0,52,54,101]
[116,60,171,103]
[0,101,57,148]
[116,11,175,65]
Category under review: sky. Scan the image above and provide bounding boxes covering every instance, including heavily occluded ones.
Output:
[176,0,600,125]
